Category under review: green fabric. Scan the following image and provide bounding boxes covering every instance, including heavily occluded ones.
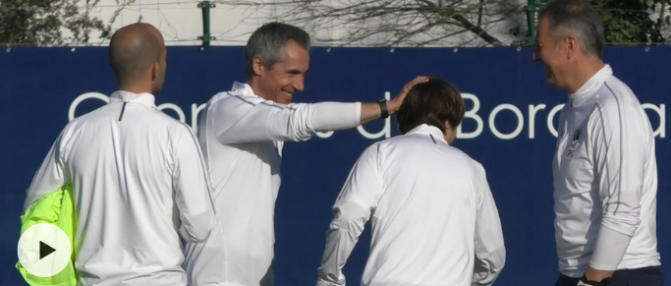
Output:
[16,183,78,286]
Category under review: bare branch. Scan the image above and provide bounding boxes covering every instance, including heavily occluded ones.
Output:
[231,0,523,47]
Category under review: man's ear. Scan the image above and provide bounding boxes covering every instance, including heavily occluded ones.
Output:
[444,121,453,134]
[151,62,158,80]
[252,56,265,76]
[565,35,578,60]
[443,120,458,144]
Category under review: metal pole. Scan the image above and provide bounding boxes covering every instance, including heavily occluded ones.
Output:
[198,1,216,47]
[526,0,537,46]
[527,0,550,46]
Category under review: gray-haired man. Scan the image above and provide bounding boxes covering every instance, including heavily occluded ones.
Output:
[183,22,426,286]
[533,0,662,285]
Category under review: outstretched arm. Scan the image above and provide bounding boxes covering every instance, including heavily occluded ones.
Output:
[215,76,428,144]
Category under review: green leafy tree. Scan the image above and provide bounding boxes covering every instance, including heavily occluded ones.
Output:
[591,0,668,44]
[0,0,110,46]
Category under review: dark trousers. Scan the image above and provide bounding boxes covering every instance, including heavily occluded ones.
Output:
[554,266,663,286]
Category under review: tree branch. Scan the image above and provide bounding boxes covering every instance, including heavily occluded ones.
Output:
[235,0,521,47]
[656,0,667,31]
[415,0,505,46]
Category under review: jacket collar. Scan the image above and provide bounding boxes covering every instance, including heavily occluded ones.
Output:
[570,64,613,108]
[406,124,448,145]
[230,81,257,97]
[110,90,156,108]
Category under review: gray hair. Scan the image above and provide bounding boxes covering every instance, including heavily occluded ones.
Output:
[538,0,605,59]
[245,22,311,78]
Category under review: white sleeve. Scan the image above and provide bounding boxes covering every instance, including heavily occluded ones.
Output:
[214,95,361,144]
[588,102,648,270]
[317,145,382,286]
[23,129,70,212]
[172,124,216,243]
[472,164,506,286]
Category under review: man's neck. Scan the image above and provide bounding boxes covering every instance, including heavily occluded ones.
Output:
[565,59,605,94]
[246,77,272,101]
[117,84,153,95]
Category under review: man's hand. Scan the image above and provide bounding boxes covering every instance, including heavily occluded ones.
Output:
[577,267,613,286]
[387,76,430,115]
[358,76,429,124]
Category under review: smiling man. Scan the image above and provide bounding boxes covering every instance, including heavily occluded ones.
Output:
[533,1,662,286]
[182,22,426,286]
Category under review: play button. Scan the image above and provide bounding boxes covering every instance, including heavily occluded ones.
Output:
[40,241,56,259]
[17,223,72,277]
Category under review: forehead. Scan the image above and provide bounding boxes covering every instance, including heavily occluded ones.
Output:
[279,40,309,63]
[536,16,557,43]
[537,17,550,36]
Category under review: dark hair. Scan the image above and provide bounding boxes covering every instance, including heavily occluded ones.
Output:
[245,22,311,78]
[396,78,465,135]
[538,0,604,59]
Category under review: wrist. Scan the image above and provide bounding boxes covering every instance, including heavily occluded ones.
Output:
[578,273,611,286]
[376,99,390,119]
[386,99,400,115]
[584,267,614,282]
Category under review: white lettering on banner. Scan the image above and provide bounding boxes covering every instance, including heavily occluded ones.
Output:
[457,93,484,139]
[528,104,547,139]
[191,103,207,133]
[457,94,564,139]
[158,103,186,123]
[356,92,392,140]
[68,92,109,121]
[546,104,565,138]
[67,92,666,140]
[489,104,524,140]
[315,131,334,139]
[642,104,666,138]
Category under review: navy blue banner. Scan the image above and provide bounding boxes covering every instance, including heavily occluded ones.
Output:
[0,46,668,285]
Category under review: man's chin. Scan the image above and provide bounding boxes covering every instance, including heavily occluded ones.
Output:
[546,76,557,87]
[276,94,293,104]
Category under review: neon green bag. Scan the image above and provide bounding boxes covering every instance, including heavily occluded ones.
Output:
[16,183,78,286]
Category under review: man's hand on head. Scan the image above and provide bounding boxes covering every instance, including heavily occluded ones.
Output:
[358,76,429,125]
[388,76,429,115]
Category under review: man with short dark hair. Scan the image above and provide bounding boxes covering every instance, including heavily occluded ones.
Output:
[534,0,662,285]
[23,23,216,286]
[182,21,426,286]
[315,78,506,286]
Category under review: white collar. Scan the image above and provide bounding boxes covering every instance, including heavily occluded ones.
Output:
[570,64,613,107]
[406,124,448,145]
[230,81,257,97]
[109,90,156,108]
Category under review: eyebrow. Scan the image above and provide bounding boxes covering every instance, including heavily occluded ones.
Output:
[287,68,305,74]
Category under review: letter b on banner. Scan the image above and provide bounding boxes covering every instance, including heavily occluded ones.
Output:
[457,93,483,139]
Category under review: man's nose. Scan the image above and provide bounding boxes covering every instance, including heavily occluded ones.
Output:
[293,76,305,92]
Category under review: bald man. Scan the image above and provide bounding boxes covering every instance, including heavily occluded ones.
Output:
[22,23,216,286]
